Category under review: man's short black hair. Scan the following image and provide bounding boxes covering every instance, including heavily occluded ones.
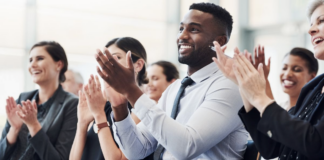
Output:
[189,3,233,38]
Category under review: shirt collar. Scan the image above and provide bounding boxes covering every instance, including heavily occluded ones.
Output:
[189,62,219,83]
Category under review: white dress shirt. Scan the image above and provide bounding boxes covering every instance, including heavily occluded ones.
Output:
[111,62,248,160]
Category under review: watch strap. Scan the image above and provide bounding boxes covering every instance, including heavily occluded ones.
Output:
[97,122,110,129]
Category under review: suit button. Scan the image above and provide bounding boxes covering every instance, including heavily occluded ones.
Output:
[267,130,272,137]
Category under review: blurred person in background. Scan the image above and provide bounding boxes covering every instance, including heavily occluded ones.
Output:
[146,61,179,103]
[248,46,318,160]
[253,46,318,111]
[212,0,324,158]
[70,37,153,160]
[0,41,78,160]
[61,69,84,96]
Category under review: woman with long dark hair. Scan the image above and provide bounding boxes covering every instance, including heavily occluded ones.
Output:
[70,37,152,160]
[0,41,78,160]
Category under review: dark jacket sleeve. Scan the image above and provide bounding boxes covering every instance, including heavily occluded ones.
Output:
[256,102,324,158]
[29,97,78,160]
[0,121,17,160]
[238,106,281,159]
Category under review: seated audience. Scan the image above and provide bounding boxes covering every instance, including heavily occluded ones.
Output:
[61,69,84,96]
[253,46,318,111]
[212,1,324,158]
[69,37,152,160]
[146,61,179,103]
[0,41,78,160]
[95,3,248,159]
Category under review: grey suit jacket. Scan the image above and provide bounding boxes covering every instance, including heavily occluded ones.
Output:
[0,85,78,160]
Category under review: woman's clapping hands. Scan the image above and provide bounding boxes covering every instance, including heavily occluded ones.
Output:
[5,97,23,130]
[83,75,107,119]
[213,43,273,115]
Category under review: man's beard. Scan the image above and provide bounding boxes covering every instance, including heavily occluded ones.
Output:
[178,45,213,66]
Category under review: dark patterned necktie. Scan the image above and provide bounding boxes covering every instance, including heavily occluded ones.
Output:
[153,77,194,160]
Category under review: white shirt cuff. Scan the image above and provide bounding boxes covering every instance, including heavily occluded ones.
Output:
[110,110,136,133]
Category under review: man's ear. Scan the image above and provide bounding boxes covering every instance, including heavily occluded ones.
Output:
[134,59,145,73]
[215,35,227,46]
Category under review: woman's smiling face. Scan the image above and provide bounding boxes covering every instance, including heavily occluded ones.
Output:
[28,46,61,85]
[309,4,324,60]
[280,55,315,97]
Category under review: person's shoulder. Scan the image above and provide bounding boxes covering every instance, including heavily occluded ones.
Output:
[206,73,240,98]
[64,91,78,101]
[59,90,78,108]
[311,73,324,83]
[164,79,182,92]
[209,72,237,89]
[18,89,38,101]
[302,73,324,90]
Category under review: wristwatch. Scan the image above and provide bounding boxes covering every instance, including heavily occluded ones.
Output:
[93,122,110,134]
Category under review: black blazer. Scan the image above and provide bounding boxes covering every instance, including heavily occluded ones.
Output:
[0,86,78,160]
[238,73,324,160]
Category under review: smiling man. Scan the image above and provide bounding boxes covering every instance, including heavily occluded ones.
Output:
[95,2,248,160]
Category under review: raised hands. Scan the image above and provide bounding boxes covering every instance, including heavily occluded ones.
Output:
[253,45,271,79]
[16,100,38,126]
[16,100,41,136]
[103,82,127,108]
[233,54,273,114]
[77,90,94,125]
[212,41,252,85]
[6,97,41,138]
[212,41,234,82]
[95,49,137,97]
[83,75,107,119]
[6,97,23,130]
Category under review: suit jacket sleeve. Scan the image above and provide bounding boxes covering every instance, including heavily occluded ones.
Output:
[240,102,324,159]
[238,106,281,159]
[257,102,324,158]
[29,97,78,160]
[0,121,17,160]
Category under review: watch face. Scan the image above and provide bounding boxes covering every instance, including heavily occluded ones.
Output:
[93,124,98,133]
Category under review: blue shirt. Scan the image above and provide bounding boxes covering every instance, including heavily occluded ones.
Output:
[112,62,248,159]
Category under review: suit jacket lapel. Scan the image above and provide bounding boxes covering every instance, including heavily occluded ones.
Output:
[18,90,38,105]
[294,73,324,120]
[307,77,324,122]
[41,87,67,133]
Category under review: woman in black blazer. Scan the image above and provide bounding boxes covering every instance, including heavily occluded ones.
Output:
[212,2,324,159]
[0,41,78,160]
